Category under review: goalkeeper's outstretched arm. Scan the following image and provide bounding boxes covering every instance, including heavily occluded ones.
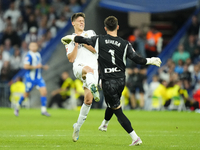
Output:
[74,36,97,47]
[127,44,162,67]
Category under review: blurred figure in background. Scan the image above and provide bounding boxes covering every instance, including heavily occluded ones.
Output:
[127,27,146,57]
[14,42,50,117]
[172,44,190,65]
[10,77,25,108]
[145,25,163,58]
[48,71,73,108]
[127,67,146,109]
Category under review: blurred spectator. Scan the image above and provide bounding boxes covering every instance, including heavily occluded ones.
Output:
[37,16,48,39]
[27,14,38,32]
[41,30,52,48]
[22,5,32,23]
[52,0,65,16]
[127,67,146,109]
[172,44,190,65]
[0,44,10,62]
[127,27,146,57]
[185,58,194,73]
[10,77,25,107]
[55,14,68,29]
[62,5,73,20]
[174,59,184,74]
[184,34,197,59]
[191,64,200,91]
[20,41,29,66]
[188,15,200,37]
[36,0,50,15]
[25,26,38,44]
[1,25,21,47]
[179,64,191,83]
[48,19,57,38]
[48,71,73,108]
[0,61,11,82]
[16,16,28,38]
[14,0,32,10]
[145,25,163,57]
[10,46,22,75]
[0,53,3,74]
[3,2,21,26]
[0,16,5,33]
[4,39,14,56]
[69,0,81,13]
[159,59,175,82]
[47,6,57,28]
[147,75,160,99]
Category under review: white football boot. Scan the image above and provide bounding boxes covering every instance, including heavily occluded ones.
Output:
[129,137,142,146]
[72,123,79,142]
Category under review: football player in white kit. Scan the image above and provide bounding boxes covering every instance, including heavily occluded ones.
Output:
[61,12,99,142]
[14,42,50,117]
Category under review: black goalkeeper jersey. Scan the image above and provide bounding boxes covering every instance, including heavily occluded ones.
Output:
[75,34,147,80]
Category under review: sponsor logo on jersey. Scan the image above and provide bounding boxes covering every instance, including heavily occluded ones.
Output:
[104,67,121,73]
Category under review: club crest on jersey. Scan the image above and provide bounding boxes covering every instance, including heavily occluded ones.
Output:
[104,67,121,73]
[84,33,88,37]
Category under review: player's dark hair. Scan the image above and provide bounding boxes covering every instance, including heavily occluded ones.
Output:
[71,12,85,22]
[104,16,118,31]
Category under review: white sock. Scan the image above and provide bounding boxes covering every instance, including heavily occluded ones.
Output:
[76,103,91,130]
[101,119,109,126]
[85,73,96,89]
[41,106,47,113]
[129,130,139,141]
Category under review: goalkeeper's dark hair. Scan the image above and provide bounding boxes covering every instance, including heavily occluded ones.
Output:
[71,12,85,22]
[104,16,118,31]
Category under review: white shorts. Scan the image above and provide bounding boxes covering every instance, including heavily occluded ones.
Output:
[73,63,98,89]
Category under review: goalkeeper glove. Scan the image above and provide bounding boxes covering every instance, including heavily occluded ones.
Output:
[61,35,75,45]
[146,57,162,67]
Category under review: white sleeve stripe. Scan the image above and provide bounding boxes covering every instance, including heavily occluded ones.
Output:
[123,44,128,66]
[94,38,99,55]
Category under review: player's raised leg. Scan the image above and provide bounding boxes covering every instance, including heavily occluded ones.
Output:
[82,66,99,102]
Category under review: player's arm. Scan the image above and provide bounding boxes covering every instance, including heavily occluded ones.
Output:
[126,43,161,67]
[74,36,97,48]
[83,44,96,53]
[67,43,78,63]
[24,64,42,70]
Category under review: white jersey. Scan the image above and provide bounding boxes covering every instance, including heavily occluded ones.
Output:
[65,30,98,69]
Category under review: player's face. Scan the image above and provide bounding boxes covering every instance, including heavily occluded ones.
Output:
[73,16,85,32]
[29,42,38,52]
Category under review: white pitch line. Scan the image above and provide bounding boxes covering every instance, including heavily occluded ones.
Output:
[0,134,196,137]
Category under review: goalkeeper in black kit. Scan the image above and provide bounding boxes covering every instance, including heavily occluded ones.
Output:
[61,16,161,146]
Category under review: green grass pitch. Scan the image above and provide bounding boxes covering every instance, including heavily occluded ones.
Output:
[0,108,200,150]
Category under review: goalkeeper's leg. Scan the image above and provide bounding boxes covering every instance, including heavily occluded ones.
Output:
[99,107,113,131]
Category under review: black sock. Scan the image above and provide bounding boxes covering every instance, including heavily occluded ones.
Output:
[104,107,114,121]
[113,107,133,133]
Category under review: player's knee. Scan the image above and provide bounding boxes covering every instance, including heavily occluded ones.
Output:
[24,92,29,98]
[84,94,93,105]
[41,89,47,96]
[84,98,92,105]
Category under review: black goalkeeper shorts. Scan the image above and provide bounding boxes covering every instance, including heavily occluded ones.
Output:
[102,77,125,109]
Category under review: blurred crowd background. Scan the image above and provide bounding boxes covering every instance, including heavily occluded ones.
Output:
[0,0,200,112]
